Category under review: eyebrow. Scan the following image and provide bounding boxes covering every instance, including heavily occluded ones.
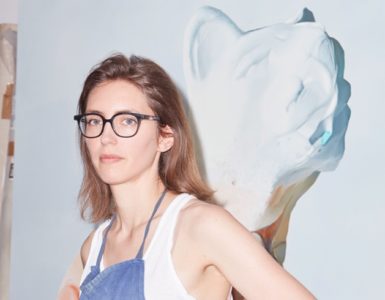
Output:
[85,109,139,115]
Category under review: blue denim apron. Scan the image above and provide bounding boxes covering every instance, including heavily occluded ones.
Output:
[79,189,167,300]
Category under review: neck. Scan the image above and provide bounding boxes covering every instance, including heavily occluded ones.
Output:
[110,174,166,230]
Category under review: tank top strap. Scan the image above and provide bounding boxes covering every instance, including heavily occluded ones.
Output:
[142,193,195,260]
[136,188,167,259]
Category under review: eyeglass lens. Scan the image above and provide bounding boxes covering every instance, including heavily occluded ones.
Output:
[79,114,139,137]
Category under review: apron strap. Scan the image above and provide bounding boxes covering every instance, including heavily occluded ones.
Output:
[95,214,116,270]
[136,188,167,259]
[95,188,168,269]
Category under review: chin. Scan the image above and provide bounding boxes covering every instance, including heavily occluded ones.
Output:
[95,170,123,184]
[98,175,127,186]
[97,170,141,186]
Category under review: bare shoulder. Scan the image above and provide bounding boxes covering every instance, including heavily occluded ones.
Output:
[176,199,316,299]
[177,199,265,261]
[180,199,231,222]
[80,229,96,268]
[178,199,246,241]
[177,200,267,277]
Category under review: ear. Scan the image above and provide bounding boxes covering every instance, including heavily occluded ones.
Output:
[158,125,174,152]
[183,6,241,83]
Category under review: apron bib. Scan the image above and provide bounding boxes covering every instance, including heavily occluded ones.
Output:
[80,189,167,300]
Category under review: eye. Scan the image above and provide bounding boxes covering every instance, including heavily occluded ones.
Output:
[120,115,138,126]
[85,116,102,126]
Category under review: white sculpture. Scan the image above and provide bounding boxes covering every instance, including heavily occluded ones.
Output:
[183,6,351,263]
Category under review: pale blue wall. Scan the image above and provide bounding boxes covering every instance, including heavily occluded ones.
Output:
[0,0,17,23]
[11,0,385,299]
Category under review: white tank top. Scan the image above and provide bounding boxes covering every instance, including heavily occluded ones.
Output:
[80,193,233,299]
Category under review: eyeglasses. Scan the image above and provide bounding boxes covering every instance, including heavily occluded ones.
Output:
[73,112,160,138]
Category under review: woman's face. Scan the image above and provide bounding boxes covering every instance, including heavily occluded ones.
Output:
[84,79,172,186]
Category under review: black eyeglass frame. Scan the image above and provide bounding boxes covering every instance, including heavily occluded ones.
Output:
[73,112,161,138]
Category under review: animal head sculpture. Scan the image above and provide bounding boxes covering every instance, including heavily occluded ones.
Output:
[183,6,350,262]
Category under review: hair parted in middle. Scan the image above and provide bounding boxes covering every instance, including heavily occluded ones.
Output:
[77,53,213,223]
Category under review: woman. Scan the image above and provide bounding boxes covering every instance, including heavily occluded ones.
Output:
[71,53,315,299]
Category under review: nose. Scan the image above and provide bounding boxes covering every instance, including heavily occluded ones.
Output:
[100,120,117,145]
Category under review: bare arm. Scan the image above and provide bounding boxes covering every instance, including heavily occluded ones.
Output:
[56,230,95,300]
[193,204,316,300]
[80,230,95,268]
[56,254,82,300]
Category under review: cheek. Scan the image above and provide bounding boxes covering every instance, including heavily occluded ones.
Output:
[131,124,160,150]
[85,140,100,163]
[128,136,157,158]
[126,132,161,165]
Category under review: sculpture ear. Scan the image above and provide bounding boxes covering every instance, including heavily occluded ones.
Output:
[286,7,315,24]
[183,6,241,82]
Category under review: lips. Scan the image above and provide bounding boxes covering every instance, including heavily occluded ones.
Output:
[99,154,123,163]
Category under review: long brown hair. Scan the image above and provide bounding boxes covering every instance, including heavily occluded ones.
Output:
[77,54,213,223]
